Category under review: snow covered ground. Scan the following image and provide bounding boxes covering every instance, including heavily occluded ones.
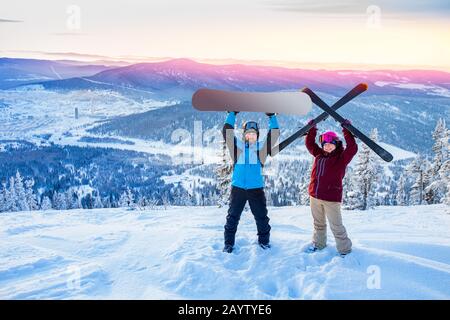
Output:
[0,87,176,147]
[0,204,449,300]
[374,81,450,98]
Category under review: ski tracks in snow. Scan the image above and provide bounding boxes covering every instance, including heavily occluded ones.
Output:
[0,205,449,299]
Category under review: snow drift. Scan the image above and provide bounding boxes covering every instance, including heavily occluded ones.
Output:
[0,204,449,299]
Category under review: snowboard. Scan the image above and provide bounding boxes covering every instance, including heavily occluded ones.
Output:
[192,88,312,115]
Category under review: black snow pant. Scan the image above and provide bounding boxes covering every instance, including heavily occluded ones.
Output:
[224,186,271,246]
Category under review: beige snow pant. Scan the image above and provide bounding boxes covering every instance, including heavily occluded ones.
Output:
[310,196,352,254]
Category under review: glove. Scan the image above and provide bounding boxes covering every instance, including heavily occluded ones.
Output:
[265,112,276,117]
[307,119,317,128]
[342,119,352,127]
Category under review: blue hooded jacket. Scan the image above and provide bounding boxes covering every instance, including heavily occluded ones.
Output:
[222,112,280,189]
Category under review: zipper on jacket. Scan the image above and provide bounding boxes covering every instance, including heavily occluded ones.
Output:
[315,158,326,197]
[244,142,249,188]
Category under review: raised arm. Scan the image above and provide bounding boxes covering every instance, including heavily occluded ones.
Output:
[259,113,280,165]
[341,121,358,165]
[222,111,241,163]
[305,122,322,157]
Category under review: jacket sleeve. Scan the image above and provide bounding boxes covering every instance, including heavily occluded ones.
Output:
[341,127,358,165]
[222,112,241,162]
[259,115,280,164]
[305,126,322,157]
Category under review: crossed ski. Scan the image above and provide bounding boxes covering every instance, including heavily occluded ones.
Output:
[271,83,393,162]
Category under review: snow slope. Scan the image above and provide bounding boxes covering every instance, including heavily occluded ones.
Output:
[0,205,449,300]
[0,87,176,147]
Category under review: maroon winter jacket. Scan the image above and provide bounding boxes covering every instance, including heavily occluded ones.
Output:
[306,126,358,202]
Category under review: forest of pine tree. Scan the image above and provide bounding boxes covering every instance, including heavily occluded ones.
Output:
[0,119,448,212]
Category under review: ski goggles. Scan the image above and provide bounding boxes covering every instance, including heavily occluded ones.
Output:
[243,121,259,132]
[319,134,339,146]
[321,140,337,147]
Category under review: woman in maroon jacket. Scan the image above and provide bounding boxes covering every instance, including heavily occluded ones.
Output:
[305,119,358,255]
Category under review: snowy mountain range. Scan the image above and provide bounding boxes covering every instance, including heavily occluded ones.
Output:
[0,58,115,89]
[1,57,449,154]
[0,57,448,211]
[19,57,450,99]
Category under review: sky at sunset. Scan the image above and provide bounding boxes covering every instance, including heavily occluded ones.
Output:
[1,0,450,70]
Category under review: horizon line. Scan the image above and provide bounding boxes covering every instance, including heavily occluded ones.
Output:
[1,50,450,73]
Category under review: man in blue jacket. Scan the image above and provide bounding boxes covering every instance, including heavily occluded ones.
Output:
[222,111,280,253]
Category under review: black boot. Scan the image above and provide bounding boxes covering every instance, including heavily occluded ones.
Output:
[223,244,234,253]
[259,242,271,250]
